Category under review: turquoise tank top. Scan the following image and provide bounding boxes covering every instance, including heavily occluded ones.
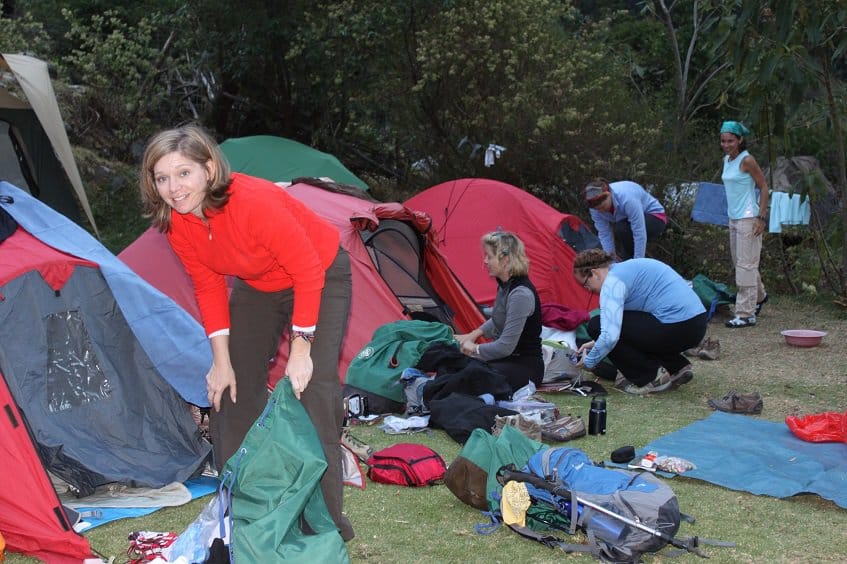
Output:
[721,150,758,220]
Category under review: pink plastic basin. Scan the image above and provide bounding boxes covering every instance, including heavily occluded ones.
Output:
[781,329,827,348]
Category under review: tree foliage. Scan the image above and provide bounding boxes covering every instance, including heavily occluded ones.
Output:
[713,0,847,294]
[3,0,845,296]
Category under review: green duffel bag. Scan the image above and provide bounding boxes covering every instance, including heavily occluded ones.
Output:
[345,319,456,403]
[221,379,349,564]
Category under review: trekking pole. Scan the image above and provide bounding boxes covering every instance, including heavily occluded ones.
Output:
[497,466,710,558]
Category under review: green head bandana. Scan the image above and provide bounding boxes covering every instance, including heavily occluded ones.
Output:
[720,121,751,137]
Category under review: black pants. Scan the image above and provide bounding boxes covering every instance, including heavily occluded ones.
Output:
[488,355,544,393]
[209,248,354,540]
[588,311,707,386]
[614,214,666,260]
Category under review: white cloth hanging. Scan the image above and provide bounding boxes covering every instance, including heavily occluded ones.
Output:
[769,192,811,233]
[484,144,506,167]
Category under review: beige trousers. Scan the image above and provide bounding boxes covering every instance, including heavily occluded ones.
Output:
[728,217,766,317]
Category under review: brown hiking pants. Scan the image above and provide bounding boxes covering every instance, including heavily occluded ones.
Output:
[209,248,353,540]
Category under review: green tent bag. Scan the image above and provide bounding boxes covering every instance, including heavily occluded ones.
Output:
[691,274,736,320]
[221,379,349,564]
[345,320,456,402]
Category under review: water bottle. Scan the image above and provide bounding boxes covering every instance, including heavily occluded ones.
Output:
[561,500,623,543]
[588,397,607,435]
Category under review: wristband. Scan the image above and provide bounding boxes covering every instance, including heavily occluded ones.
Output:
[292,330,315,344]
[475,344,480,356]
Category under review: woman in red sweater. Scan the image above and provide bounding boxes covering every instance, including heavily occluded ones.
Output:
[139,124,353,541]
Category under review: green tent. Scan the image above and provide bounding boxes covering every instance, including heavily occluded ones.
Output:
[219,135,368,191]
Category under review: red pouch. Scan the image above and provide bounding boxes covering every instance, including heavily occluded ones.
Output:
[785,410,847,443]
[366,443,446,486]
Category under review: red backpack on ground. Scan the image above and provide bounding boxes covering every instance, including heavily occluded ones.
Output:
[366,443,447,487]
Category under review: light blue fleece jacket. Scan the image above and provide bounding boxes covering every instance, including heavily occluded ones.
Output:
[583,258,705,369]
[589,180,665,259]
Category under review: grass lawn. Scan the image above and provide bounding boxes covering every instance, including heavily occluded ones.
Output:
[6,295,846,563]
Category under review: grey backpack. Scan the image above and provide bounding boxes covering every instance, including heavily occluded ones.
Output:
[497,447,733,561]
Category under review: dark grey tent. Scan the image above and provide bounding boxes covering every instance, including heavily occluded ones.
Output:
[0,183,211,500]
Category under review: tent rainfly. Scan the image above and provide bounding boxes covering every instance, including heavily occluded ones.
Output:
[0,53,98,236]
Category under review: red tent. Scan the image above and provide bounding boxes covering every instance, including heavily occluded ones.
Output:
[0,370,93,563]
[406,178,600,312]
[120,182,484,385]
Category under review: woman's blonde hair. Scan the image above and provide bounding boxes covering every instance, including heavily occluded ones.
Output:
[573,248,615,278]
[481,230,530,277]
[139,124,232,231]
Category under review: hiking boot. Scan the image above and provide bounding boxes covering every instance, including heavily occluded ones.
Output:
[630,365,694,395]
[654,364,694,390]
[541,415,587,442]
[341,427,374,463]
[697,337,720,361]
[755,293,769,316]
[725,315,756,328]
[492,414,542,441]
[684,337,707,357]
[613,372,629,390]
[614,370,661,395]
[707,390,763,414]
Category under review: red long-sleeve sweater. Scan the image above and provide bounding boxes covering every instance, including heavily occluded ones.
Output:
[167,173,340,335]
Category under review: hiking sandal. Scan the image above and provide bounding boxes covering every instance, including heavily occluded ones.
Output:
[725,315,756,328]
[541,415,586,442]
[341,428,374,463]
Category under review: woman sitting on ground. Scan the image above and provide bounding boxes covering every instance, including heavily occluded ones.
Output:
[454,231,543,392]
[573,249,707,394]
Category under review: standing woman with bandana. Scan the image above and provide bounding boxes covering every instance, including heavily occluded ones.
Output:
[719,121,769,328]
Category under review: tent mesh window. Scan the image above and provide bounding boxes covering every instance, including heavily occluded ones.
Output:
[559,221,601,253]
[361,219,455,327]
[44,309,111,412]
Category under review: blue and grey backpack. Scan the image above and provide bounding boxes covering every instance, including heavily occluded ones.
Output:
[497,447,731,562]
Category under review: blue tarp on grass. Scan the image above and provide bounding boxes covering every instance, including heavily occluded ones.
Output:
[631,411,847,509]
[73,476,219,531]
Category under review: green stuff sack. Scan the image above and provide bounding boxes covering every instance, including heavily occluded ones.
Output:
[221,379,349,564]
[444,425,545,512]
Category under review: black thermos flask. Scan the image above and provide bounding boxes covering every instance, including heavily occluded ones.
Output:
[588,397,607,435]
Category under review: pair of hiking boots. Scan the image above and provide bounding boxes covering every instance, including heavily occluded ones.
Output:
[492,414,587,443]
[707,390,763,415]
[615,364,694,395]
[684,337,720,360]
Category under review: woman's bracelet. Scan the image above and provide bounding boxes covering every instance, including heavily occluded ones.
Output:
[292,330,315,344]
